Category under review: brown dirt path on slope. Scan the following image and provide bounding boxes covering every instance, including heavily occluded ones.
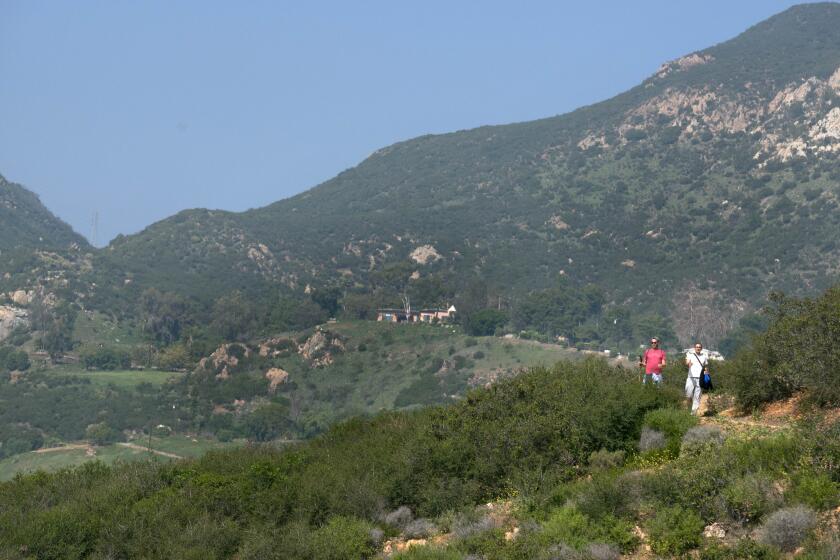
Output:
[116,442,183,459]
[34,443,93,454]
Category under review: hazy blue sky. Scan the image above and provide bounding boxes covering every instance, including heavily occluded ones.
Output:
[0,1,805,245]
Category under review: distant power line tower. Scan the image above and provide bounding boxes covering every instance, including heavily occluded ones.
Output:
[90,211,99,246]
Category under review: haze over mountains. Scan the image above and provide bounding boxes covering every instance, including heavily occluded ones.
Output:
[2,3,840,341]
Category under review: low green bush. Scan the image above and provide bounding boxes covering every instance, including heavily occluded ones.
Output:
[727,433,799,477]
[646,505,704,555]
[587,449,626,472]
[700,539,781,560]
[539,506,638,553]
[574,472,640,521]
[642,408,698,456]
[798,419,840,482]
[80,345,131,370]
[786,470,840,510]
[722,474,783,524]
[393,547,464,560]
[310,516,377,560]
[798,534,840,560]
[0,345,30,371]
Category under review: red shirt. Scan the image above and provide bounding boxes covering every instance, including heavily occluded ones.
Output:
[644,348,666,374]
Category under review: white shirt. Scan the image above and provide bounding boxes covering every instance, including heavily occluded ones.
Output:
[686,350,709,378]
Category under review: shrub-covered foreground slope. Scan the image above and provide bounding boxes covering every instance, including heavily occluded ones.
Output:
[720,285,840,410]
[0,360,675,557]
[2,358,838,559]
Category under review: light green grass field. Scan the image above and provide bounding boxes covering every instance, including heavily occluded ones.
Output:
[73,310,143,348]
[0,436,244,481]
[289,321,585,432]
[45,368,184,388]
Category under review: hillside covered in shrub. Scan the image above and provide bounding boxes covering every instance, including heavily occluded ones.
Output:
[1,357,838,559]
[720,284,840,410]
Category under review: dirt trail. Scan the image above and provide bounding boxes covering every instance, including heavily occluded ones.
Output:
[699,394,815,435]
[34,444,92,454]
[116,442,183,459]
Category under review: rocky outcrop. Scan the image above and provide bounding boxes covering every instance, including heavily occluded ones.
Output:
[9,290,31,306]
[265,368,290,393]
[299,329,345,367]
[197,343,251,379]
[655,53,714,79]
[625,87,760,137]
[547,215,570,230]
[409,245,442,265]
[258,337,296,358]
[0,305,28,341]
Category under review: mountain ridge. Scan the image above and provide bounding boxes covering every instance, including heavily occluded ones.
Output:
[3,3,840,345]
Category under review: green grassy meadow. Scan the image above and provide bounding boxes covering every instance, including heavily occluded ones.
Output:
[44,367,183,389]
[0,435,243,481]
[286,321,589,433]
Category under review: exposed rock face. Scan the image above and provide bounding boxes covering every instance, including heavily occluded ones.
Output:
[768,77,822,112]
[548,215,570,230]
[829,66,840,90]
[0,305,28,341]
[593,63,840,164]
[655,53,714,79]
[196,343,251,379]
[265,368,290,393]
[811,107,840,143]
[626,87,759,136]
[703,523,726,539]
[299,330,328,360]
[299,329,345,367]
[410,245,442,265]
[10,290,31,306]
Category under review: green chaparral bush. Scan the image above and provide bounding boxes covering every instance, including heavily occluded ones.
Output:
[537,506,639,553]
[724,287,840,410]
[722,473,783,524]
[573,471,641,522]
[798,418,840,482]
[587,449,626,473]
[798,534,840,560]
[309,515,378,560]
[395,359,679,516]
[452,526,506,556]
[0,345,30,371]
[700,540,781,560]
[80,345,131,370]
[646,505,704,555]
[393,547,465,560]
[786,470,840,510]
[641,408,698,456]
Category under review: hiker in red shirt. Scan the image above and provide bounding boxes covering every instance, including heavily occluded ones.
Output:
[642,337,666,385]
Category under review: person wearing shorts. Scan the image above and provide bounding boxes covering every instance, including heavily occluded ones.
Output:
[685,342,709,415]
[642,337,666,384]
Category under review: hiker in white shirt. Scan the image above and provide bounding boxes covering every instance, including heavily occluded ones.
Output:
[684,342,709,415]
